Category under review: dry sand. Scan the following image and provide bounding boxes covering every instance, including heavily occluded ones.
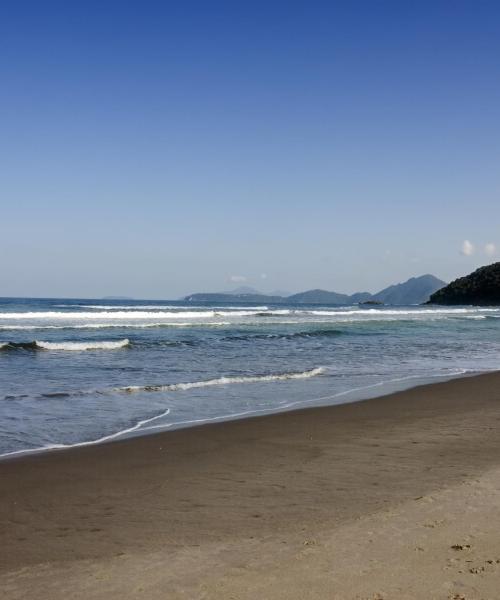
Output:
[2,372,500,599]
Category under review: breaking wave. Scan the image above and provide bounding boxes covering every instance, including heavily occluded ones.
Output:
[0,310,262,320]
[73,304,270,311]
[0,339,130,351]
[0,322,231,331]
[0,310,223,320]
[117,367,325,393]
[307,308,500,316]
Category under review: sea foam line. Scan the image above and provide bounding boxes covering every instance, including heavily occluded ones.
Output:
[2,306,499,323]
[0,322,231,331]
[0,310,261,320]
[2,367,326,401]
[117,367,325,393]
[0,408,171,459]
[138,369,474,433]
[68,305,270,311]
[307,308,500,316]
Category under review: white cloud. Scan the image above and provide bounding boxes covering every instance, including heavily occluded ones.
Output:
[228,275,247,283]
[460,240,475,256]
[260,273,268,279]
[485,242,496,256]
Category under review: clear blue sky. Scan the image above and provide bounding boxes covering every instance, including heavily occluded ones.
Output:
[1,1,499,298]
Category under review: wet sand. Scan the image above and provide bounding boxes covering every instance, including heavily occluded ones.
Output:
[2,372,500,599]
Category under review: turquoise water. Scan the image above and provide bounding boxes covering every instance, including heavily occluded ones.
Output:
[1,297,499,457]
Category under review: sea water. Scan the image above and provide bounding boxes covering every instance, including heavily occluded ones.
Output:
[1,297,499,457]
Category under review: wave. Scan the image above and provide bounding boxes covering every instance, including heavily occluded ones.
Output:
[0,368,478,459]
[0,342,14,350]
[307,308,500,316]
[0,339,130,351]
[0,341,39,351]
[0,322,231,331]
[70,304,270,311]
[136,369,475,434]
[54,304,183,310]
[0,310,219,320]
[0,310,263,320]
[37,339,130,351]
[2,307,499,325]
[223,329,344,342]
[117,367,325,393]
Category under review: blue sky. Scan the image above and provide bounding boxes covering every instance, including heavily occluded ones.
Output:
[1,1,500,298]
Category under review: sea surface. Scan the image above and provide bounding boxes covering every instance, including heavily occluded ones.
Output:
[1,297,500,458]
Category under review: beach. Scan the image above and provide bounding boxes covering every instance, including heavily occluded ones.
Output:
[2,372,500,599]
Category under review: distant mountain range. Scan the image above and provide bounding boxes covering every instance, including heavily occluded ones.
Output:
[370,275,446,305]
[184,274,446,306]
[428,262,500,305]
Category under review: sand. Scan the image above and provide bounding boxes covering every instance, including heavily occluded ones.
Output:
[2,372,500,599]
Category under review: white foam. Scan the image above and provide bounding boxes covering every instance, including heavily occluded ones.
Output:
[35,339,130,351]
[118,367,325,393]
[138,369,473,433]
[76,305,188,310]
[0,408,171,459]
[212,306,269,311]
[307,308,500,316]
[77,305,270,311]
[2,307,499,324]
[0,310,262,320]
[0,311,219,320]
[0,322,231,330]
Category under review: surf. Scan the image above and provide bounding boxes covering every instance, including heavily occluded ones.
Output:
[117,367,325,393]
[0,339,130,351]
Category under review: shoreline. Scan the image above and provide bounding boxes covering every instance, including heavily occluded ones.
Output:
[3,371,500,598]
[0,367,478,462]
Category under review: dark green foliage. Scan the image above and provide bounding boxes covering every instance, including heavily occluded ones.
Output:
[428,263,500,305]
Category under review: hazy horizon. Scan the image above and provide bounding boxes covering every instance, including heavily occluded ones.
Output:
[2,2,500,299]
[0,269,470,301]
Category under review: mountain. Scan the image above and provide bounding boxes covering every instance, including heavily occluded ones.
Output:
[349,292,373,304]
[226,286,261,295]
[286,289,351,304]
[270,290,291,298]
[428,263,500,305]
[184,274,445,305]
[370,275,446,305]
[184,292,284,303]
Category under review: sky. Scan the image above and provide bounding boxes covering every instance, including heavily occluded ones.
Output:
[1,1,500,299]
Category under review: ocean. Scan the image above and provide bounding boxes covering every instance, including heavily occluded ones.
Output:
[1,297,499,458]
